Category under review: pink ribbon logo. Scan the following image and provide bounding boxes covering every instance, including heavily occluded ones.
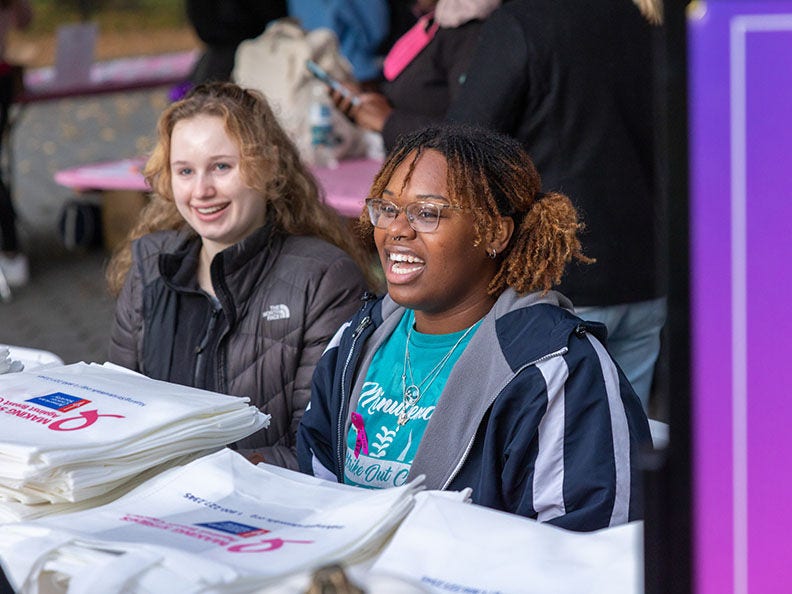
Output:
[351,412,369,459]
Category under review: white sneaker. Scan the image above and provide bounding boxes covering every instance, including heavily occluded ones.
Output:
[0,253,30,288]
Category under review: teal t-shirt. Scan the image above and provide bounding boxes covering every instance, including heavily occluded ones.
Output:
[344,310,481,489]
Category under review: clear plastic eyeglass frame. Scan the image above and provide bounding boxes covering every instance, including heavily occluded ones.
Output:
[365,198,463,233]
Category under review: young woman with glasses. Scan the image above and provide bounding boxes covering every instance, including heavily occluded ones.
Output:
[297,123,651,531]
[106,82,372,470]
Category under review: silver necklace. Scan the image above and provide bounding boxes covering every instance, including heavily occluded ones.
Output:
[399,323,476,426]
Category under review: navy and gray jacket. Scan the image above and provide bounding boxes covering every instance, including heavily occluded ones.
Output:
[297,289,652,532]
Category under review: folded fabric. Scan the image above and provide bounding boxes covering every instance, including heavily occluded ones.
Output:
[0,449,422,594]
[0,362,269,514]
[368,492,643,594]
[0,347,23,375]
[0,452,207,523]
[0,345,63,373]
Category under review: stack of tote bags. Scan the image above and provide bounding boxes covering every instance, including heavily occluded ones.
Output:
[0,448,425,594]
[0,362,269,522]
[0,363,643,593]
[0,448,643,594]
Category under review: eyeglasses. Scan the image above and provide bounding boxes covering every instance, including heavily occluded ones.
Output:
[365,198,462,233]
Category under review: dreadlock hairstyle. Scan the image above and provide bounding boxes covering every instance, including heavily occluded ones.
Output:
[106,81,374,295]
[362,123,593,295]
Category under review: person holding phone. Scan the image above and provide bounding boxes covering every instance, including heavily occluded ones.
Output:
[306,60,361,107]
[327,0,501,151]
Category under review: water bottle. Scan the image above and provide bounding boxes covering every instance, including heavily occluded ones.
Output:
[309,85,338,169]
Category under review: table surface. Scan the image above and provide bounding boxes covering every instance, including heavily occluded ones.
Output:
[54,157,382,219]
[17,50,198,104]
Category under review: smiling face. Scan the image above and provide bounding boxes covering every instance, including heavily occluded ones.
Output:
[170,114,268,258]
[374,149,502,333]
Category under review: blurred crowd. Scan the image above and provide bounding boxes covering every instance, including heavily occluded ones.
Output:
[168,0,667,413]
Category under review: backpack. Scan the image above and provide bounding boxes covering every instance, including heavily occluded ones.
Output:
[58,198,103,251]
[232,19,372,164]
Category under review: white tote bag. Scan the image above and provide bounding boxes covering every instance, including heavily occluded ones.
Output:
[0,449,421,594]
[368,493,644,594]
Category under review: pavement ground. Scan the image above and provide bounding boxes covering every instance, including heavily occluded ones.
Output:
[0,88,171,365]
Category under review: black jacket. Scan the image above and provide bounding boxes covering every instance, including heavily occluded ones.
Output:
[448,0,663,306]
[108,223,367,469]
[381,18,482,151]
[186,0,288,46]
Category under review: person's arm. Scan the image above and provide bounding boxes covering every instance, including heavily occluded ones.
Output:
[445,9,530,134]
[492,332,650,531]
[297,322,348,480]
[333,89,391,133]
[339,0,390,48]
[241,255,367,470]
[107,253,144,372]
[543,332,650,531]
[332,21,486,147]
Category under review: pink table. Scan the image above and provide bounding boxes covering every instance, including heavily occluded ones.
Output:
[54,157,383,219]
[313,158,381,218]
[18,50,199,104]
[54,157,149,192]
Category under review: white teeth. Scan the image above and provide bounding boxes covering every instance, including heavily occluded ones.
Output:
[390,252,424,275]
[392,263,423,275]
[389,253,424,264]
[197,205,225,214]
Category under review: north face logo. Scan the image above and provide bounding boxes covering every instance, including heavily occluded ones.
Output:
[262,304,290,321]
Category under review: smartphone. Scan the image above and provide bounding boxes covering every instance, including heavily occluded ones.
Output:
[306,60,360,106]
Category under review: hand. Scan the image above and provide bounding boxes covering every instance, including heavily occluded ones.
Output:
[331,91,392,133]
[246,452,266,465]
[327,80,362,115]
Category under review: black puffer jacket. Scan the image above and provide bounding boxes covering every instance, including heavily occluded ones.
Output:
[108,222,368,469]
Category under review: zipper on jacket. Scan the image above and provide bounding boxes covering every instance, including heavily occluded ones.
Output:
[440,346,569,491]
[194,307,221,388]
[336,315,372,476]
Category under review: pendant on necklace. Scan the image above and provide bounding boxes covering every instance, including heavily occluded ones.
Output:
[403,384,421,404]
[399,384,420,426]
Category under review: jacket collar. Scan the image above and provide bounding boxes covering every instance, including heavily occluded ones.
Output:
[372,289,583,490]
[158,220,283,308]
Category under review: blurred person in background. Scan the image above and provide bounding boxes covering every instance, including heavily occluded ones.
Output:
[0,0,32,289]
[170,0,288,100]
[328,0,501,152]
[287,0,391,85]
[447,0,665,410]
[106,82,371,470]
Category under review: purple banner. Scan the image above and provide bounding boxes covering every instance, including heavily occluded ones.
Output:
[689,2,792,592]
